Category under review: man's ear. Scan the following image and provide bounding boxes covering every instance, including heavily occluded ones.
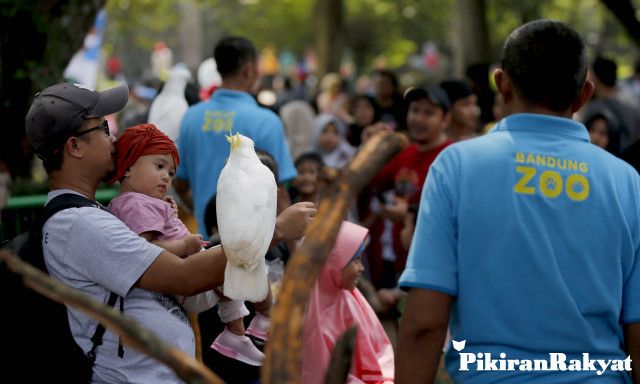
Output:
[570,79,595,114]
[64,137,84,159]
[494,69,512,104]
[241,61,254,79]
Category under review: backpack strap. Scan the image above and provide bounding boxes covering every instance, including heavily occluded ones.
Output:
[41,193,106,224]
[40,193,124,362]
[86,292,120,363]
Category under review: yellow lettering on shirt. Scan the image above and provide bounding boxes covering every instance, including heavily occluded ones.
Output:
[539,170,562,198]
[201,111,235,132]
[514,166,536,194]
[513,152,590,201]
[566,174,589,201]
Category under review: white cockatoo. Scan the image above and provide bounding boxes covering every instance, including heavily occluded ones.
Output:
[148,65,191,141]
[197,57,222,91]
[217,133,277,301]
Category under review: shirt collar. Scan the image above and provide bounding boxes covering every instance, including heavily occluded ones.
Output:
[212,89,256,104]
[492,113,590,142]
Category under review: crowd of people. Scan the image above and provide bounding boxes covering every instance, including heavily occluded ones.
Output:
[11,17,640,384]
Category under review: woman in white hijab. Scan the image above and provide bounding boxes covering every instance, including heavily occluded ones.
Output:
[311,113,356,169]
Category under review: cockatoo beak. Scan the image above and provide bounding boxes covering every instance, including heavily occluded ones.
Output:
[226,133,241,150]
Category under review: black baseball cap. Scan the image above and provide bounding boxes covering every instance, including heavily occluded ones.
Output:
[404,85,450,113]
[25,83,129,159]
[440,80,474,104]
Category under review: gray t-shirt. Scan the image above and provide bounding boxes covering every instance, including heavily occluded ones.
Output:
[43,190,195,383]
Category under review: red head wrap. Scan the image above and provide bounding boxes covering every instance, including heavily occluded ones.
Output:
[108,124,179,184]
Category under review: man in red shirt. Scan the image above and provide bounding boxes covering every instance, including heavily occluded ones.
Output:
[365,86,452,288]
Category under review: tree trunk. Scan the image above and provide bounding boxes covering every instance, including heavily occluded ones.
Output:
[451,0,490,78]
[600,0,640,48]
[0,0,105,178]
[178,0,203,74]
[315,0,344,79]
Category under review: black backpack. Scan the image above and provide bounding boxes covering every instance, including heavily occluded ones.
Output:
[1,193,120,383]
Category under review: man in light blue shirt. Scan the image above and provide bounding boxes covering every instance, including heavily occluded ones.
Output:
[397,20,640,383]
[174,36,297,235]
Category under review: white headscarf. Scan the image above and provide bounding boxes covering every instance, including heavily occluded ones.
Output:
[311,113,355,169]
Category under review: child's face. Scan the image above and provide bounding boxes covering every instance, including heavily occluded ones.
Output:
[407,98,448,144]
[354,99,375,126]
[451,95,480,130]
[318,123,340,152]
[341,255,365,291]
[123,153,176,199]
[588,117,609,149]
[293,160,320,197]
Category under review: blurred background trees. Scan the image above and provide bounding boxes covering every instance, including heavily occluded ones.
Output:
[2,0,640,184]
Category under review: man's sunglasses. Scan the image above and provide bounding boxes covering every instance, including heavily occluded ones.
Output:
[75,120,110,138]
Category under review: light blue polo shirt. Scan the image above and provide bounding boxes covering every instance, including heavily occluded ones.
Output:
[399,113,640,383]
[176,89,296,235]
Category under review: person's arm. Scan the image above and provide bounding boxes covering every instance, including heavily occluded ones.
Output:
[173,177,193,210]
[396,288,453,384]
[151,233,203,257]
[138,229,202,258]
[135,245,226,296]
[625,322,640,383]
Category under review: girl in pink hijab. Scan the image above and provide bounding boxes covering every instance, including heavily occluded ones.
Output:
[302,221,394,383]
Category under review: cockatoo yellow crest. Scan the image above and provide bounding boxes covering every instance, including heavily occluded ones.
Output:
[217,133,277,301]
[225,133,241,150]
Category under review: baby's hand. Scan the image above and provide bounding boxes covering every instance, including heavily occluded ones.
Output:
[163,196,178,216]
[181,234,203,255]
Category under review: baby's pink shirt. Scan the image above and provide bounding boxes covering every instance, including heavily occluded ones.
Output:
[109,192,191,241]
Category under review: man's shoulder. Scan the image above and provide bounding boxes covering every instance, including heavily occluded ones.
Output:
[240,102,281,122]
[183,99,214,116]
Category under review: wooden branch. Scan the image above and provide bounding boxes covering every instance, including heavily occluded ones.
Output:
[600,0,640,48]
[263,131,408,383]
[324,327,357,384]
[0,249,223,384]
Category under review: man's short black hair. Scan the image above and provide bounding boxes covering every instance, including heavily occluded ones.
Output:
[376,70,399,90]
[213,36,257,78]
[592,56,617,87]
[501,19,587,112]
[295,152,324,169]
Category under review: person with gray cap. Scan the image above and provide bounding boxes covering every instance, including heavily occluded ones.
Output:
[23,82,314,382]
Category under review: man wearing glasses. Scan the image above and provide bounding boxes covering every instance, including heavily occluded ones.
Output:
[21,83,314,382]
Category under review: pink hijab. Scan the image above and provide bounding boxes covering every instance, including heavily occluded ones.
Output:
[302,221,394,384]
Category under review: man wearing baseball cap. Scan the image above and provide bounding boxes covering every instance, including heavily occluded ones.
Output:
[22,82,315,382]
[24,82,228,381]
[366,85,452,288]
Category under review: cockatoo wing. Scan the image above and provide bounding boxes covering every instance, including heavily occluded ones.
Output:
[223,257,269,301]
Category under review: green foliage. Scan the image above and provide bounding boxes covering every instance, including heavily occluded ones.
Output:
[201,0,315,54]
[104,0,180,79]
[106,0,179,51]
[101,0,640,79]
